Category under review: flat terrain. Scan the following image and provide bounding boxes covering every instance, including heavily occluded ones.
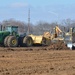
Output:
[0,47,75,75]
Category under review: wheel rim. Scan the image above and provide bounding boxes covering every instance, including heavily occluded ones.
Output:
[12,39,17,45]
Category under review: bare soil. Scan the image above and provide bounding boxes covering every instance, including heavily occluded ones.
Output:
[0,47,75,75]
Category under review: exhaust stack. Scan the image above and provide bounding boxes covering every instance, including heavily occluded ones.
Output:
[1,25,2,31]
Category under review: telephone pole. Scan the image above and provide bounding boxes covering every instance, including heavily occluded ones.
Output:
[27,8,30,35]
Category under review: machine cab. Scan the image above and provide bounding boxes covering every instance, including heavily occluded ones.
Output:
[5,25,18,35]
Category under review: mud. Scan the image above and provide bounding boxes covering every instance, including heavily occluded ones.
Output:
[0,47,75,75]
[49,41,69,50]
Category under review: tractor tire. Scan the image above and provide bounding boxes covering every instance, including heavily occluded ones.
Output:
[23,36,33,47]
[4,36,10,47]
[7,36,18,47]
[18,36,24,47]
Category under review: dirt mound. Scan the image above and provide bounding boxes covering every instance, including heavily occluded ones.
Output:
[48,41,69,50]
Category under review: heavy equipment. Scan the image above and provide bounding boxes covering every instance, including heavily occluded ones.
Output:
[50,26,64,43]
[23,31,51,46]
[0,25,19,47]
[64,29,72,49]
[23,26,63,47]
[64,27,75,50]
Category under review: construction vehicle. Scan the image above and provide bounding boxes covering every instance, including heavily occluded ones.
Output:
[0,25,19,47]
[64,27,75,49]
[22,26,75,50]
[50,26,64,43]
[22,26,63,47]
[23,31,51,46]
[64,28,72,49]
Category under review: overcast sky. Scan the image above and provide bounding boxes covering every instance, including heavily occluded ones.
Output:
[0,0,75,24]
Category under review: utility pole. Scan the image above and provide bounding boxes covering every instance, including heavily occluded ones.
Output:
[27,8,30,35]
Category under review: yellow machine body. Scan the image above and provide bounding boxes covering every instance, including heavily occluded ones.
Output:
[27,31,51,45]
[29,34,43,44]
[24,26,63,46]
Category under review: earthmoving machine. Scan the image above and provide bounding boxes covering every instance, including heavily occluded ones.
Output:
[63,28,72,49]
[0,25,19,47]
[63,27,75,49]
[23,31,51,46]
[24,26,75,49]
[23,25,63,47]
[50,25,64,42]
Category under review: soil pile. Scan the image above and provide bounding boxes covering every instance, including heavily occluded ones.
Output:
[48,41,69,50]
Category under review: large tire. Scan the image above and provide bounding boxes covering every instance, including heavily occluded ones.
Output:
[4,36,10,47]
[23,36,33,47]
[42,37,51,46]
[18,36,24,47]
[7,36,18,47]
[42,37,46,46]
[72,46,75,50]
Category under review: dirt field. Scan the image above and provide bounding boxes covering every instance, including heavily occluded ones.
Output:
[0,47,75,75]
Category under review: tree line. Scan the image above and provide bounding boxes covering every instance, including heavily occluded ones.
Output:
[0,18,75,35]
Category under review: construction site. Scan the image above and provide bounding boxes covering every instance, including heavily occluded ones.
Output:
[0,0,75,75]
[0,21,74,75]
[0,11,75,75]
[0,46,75,75]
